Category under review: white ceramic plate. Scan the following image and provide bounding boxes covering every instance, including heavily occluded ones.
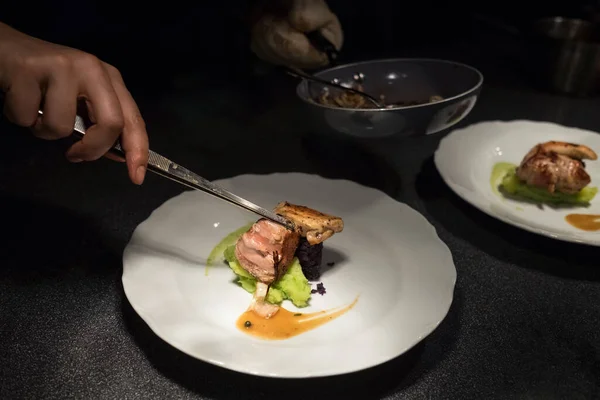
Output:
[122,173,456,378]
[434,120,600,246]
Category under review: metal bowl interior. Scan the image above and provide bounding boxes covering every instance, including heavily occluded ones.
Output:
[529,18,600,96]
[296,58,483,139]
[297,58,482,112]
[532,17,595,41]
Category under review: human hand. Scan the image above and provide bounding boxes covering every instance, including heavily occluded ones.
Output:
[250,0,343,69]
[0,22,149,185]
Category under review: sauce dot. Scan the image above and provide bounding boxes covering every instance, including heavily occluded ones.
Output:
[244,321,252,328]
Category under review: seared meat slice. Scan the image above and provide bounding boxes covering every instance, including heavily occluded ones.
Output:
[516,141,597,194]
[273,202,344,245]
[235,218,300,285]
[248,282,280,319]
[533,141,597,160]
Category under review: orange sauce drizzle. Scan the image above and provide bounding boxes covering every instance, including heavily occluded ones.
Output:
[565,214,600,231]
[236,296,359,340]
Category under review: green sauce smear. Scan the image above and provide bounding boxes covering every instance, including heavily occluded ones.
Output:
[490,162,598,205]
[205,222,253,275]
[490,162,516,196]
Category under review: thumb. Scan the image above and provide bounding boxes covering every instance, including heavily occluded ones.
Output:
[288,0,336,32]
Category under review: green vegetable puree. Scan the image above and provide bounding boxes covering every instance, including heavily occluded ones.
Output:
[205,222,253,275]
[490,162,516,196]
[225,244,312,308]
[206,224,313,307]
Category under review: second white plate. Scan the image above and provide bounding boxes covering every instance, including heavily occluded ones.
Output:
[434,120,600,245]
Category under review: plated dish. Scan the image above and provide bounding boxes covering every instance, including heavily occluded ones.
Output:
[210,201,350,340]
[435,120,600,245]
[122,173,456,378]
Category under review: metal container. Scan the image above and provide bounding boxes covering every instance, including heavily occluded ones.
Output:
[296,58,483,139]
[533,17,594,40]
[530,17,600,96]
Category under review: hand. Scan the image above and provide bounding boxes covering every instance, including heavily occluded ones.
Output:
[0,22,149,185]
[250,0,343,69]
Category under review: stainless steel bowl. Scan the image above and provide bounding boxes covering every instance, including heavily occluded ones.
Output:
[296,58,483,139]
[530,17,600,96]
[533,17,594,41]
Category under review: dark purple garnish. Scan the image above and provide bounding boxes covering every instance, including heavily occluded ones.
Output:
[295,238,323,280]
[311,282,327,295]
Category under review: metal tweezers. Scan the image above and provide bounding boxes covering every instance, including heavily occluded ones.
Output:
[55,112,295,230]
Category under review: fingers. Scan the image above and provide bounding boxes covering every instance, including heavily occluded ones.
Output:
[279,30,329,69]
[66,56,124,163]
[288,0,334,32]
[33,67,78,140]
[317,13,343,51]
[251,16,292,66]
[0,27,146,185]
[103,152,126,163]
[267,18,330,68]
[251,0,341,69]
[3,76,42,128]
[104,64,149,185]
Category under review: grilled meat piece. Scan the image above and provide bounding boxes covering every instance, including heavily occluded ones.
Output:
[273,201,344,245]
[235,218,300,285]
[234,203,345,319]
[516,141,597,194]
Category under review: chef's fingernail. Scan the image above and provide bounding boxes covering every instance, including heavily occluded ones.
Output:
[135,165,146,184]
[70,158,83,163]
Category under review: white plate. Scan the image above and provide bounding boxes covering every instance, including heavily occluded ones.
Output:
[434,120,600,246]
[122,173,456,378]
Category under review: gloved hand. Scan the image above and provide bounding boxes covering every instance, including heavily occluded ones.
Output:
[250,0,343,69]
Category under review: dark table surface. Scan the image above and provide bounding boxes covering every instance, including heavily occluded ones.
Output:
[3,38,600,399]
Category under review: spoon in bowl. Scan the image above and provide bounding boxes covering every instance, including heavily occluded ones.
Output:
[284,66,384,108]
